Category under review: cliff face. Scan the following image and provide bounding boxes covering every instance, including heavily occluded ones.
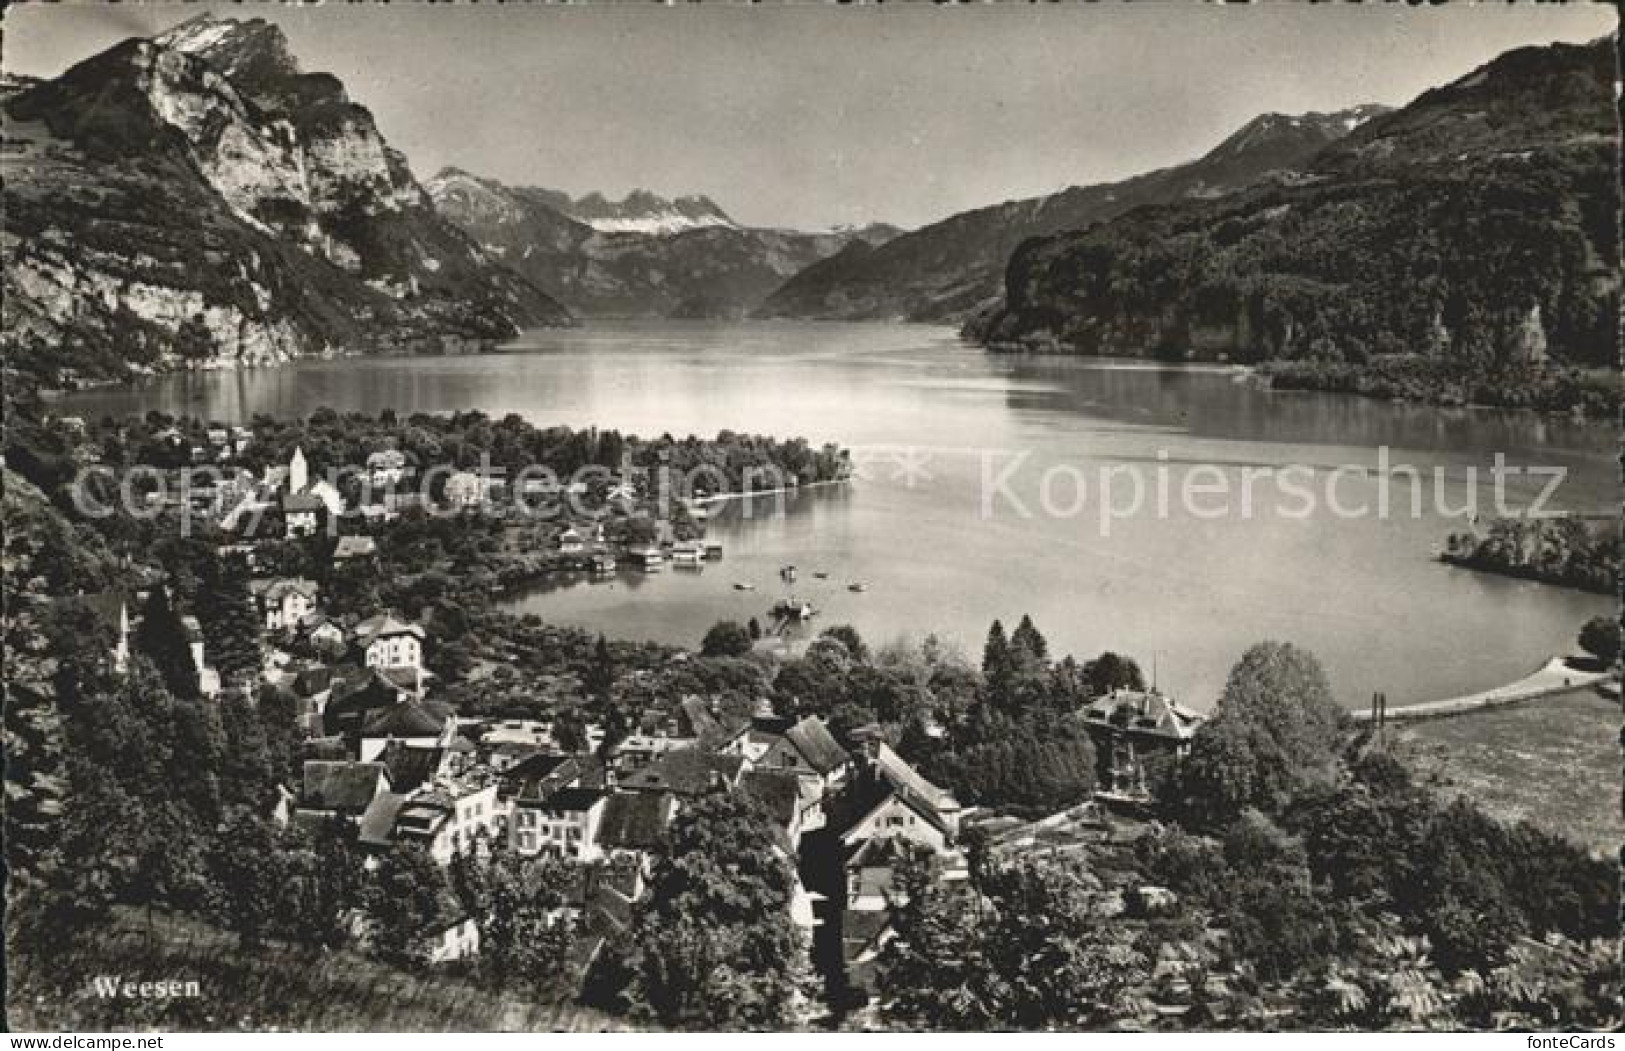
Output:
[2,15,570,387]
[756,107,1387,324]
[968,40,1619,379]
[426,167,899,319]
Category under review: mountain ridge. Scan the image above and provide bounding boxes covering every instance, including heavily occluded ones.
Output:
[2,14,571,388]
[754,104,1388,324]
[426,167,900,318]
[965,38,1619,410]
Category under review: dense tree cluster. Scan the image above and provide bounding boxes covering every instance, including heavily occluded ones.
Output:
[1160,641,1342,827]
[877,844,1149,1029]
[1443,516,1617,596]
[585,791,808,1029]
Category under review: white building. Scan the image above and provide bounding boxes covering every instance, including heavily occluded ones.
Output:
[355,613,427,671]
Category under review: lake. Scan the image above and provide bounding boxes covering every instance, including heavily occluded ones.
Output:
[58,321,1616,710]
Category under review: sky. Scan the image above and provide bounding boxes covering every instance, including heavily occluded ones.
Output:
[4,1,1616,230]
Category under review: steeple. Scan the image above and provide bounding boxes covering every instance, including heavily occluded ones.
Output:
[289,445,308,493]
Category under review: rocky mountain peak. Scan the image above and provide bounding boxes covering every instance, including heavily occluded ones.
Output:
[153,13,302,90]
[558,188,736,234]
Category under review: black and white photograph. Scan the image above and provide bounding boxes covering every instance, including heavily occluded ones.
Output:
[2,0,1620,1036]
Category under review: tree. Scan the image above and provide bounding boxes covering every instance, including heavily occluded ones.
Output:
[700,619,753,659]
[1084,651,1146,696]
[1576,615,1620,667]
[208,808,287,948]
[819,624,868,663]
[1010,614,1048,665]
[135,586,198,700]
[877,854,1146,1029]
[1167,642,1341,825]
[466,848,579,995]
[172,313,218,362]
[361,843,452,968]
[196,556,262,686]
[587,790,806,1028]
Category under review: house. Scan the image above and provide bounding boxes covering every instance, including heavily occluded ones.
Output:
[511,786,608,861]
[597,791,676,865]
[394,782,502,864]
[1077,688,1204,797]
[670,540,703,565]
[607,733,694,774]
[295,760,389,828]
[179,614,222,697]
[332,535,378,564]
[296,613,348,654]
[868,742,962,835]
[427,909,481,964]
[676,695,725,743]
[836,745,968,924]
[636,547,663,572]
[379,740,450,794]
[443,471,484,510]
[618,747,747,800]
[720,713,851,793]
[351,883,478,963]
[354,613,426,672]
[741,769,808,849]
[367,449,409,489]
[250,578,320,631]
[282,492,324,537]
[485,740,547,773]
[499,752,582,806]
[480,717,556,751]
[306,478,345,517]
[359,698,455,762]
[357,790,413,851]
[557,527,586,556]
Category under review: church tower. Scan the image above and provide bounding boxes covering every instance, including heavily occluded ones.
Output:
[289,446,308,494]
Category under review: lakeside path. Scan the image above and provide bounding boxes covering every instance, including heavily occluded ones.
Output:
[1351,657,1612,725]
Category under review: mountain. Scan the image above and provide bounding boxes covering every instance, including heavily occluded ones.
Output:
[1,14,570,387]
[540,188,737,235]
[966,39,1619,408]
[755,106,1389,324]
[426,168,900,318]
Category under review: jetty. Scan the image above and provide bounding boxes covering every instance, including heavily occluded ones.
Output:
[768,596,817,635]
[1351,657,1613,726]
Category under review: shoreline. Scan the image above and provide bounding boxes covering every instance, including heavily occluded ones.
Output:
[1436,552,1615,596]
[1349,656,1612,725]
[695,477,851,505]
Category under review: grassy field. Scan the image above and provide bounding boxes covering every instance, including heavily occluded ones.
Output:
[6,908,636,1032]
[1394,687,1620,856]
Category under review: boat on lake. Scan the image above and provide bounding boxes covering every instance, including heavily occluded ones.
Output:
[848,582,868,592]
[733,582,755,591]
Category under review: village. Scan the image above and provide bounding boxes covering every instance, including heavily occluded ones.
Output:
[67,424,1227,1016]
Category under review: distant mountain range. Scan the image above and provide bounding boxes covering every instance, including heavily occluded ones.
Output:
[426,168,901,319]
[755,105,1391,323]
[965,38,1619,401]
[535,188,737,236]
[2,14,571,386]
[3,14,1614,406]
